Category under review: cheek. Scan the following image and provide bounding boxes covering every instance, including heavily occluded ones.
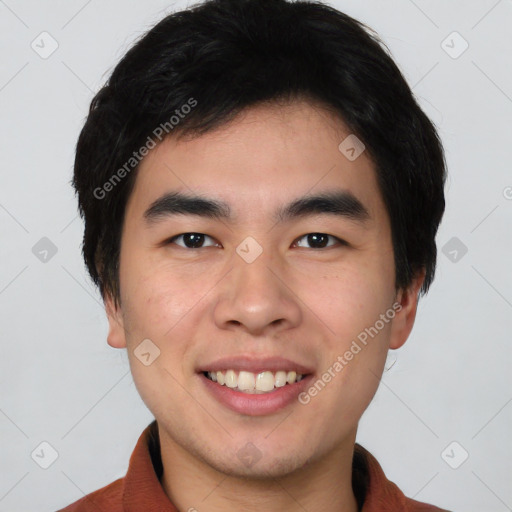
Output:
[302,261,393,403]
[120,260,205,341]
[299,260,394,341]
[120,272,197,418]
[119,262,210,395]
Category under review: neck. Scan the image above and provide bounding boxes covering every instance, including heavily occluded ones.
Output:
[158,428,359,512]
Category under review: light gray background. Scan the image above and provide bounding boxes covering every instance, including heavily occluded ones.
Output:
[1,1,511,511]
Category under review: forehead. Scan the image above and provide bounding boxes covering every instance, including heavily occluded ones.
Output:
[124,100,386,226]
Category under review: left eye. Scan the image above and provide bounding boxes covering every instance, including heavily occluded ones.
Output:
[293,233,345,249]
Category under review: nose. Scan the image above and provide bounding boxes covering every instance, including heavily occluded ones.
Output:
[213,247,302,336]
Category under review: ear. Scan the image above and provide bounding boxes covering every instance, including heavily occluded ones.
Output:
[104,292,127,349]
[389,268,426,350]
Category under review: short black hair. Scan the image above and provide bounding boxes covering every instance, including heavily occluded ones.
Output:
[72,0,446,308]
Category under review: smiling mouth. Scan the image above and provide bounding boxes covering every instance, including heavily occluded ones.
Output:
[202,369,308,394]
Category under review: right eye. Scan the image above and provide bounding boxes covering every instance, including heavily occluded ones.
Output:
[166,232,220,249]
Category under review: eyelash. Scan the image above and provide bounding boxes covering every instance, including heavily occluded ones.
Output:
[165,232,347,250]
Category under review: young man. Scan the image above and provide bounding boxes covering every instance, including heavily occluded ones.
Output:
[61,0,450,510]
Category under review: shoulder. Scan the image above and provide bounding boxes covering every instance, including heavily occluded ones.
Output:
[354,443,452,512]
[404,496,452,512]
[56,477,124,512]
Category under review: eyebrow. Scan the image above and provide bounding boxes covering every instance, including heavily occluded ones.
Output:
[143,190,370,226]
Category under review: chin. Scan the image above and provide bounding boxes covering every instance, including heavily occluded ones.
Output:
[210,451,311,480]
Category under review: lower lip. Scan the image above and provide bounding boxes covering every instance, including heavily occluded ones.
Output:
[199,373,314,416]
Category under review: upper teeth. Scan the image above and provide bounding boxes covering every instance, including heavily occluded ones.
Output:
[207,370,304,393]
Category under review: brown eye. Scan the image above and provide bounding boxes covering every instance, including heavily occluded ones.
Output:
[293,233,345,249]
[168,233,219,249]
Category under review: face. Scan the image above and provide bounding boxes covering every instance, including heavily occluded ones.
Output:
[106,100,423,478]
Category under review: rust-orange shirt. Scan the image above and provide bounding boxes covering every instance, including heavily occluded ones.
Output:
[58,421,450,511]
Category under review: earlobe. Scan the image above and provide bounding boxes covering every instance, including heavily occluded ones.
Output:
[105,293,127,349]
[389,269,426,350]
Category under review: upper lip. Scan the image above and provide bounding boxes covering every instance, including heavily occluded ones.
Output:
[196,356,314,375]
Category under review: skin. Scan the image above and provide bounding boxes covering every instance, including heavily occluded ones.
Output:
[105,100,424,512]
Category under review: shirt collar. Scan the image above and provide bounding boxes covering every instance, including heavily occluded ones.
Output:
[122,420,407,511]
[122,421,177,511]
